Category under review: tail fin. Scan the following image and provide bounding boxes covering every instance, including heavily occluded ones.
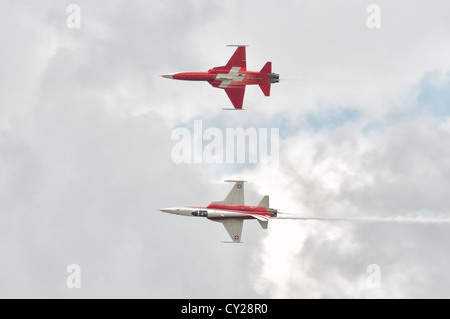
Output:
[259,62,272,96]
[258,220,268,229]
[257,195,269,208]
[259,84,271,96]
[260,62,271,73]
[257,195,270,229]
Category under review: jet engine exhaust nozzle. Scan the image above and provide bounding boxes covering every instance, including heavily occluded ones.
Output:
[269,73,280,83]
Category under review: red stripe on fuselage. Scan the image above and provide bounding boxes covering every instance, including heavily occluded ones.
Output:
[207,204,267,212]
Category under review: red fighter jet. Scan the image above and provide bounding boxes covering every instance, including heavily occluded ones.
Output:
[161,45,279,109]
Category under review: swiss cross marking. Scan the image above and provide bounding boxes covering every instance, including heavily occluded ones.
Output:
[216,67,244,88]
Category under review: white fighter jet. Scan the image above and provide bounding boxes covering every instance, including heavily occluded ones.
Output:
[160,180,278,243]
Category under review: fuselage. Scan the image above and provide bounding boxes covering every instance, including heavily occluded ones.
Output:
[160,204,277,220]
[162,68,279,87]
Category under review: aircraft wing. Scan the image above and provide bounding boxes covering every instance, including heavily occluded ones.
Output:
[212,180,245,206]
[224,87,245,109]
[225,46,247,71]
[220,218,243,243]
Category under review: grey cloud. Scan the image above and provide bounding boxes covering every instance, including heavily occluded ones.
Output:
[3,0,450,299]
[0,0,263,298]
[252,114,450,298]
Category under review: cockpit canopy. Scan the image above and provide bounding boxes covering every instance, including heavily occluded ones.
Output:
[191,210,208,217]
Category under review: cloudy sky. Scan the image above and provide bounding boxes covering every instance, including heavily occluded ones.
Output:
[1,0,450,298]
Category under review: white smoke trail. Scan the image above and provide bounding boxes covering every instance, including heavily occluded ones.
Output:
[279,77,305,81]
[277,214,450,224]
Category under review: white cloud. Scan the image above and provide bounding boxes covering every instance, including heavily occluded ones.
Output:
[247,84,450,298]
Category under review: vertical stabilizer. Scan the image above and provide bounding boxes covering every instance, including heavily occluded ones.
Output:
[257,195,269,208]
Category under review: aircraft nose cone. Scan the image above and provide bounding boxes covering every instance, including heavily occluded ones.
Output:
[160,208,173,213]
[161,74,174,79]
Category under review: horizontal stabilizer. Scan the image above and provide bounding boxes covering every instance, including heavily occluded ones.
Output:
[259,84,271,96]
[260,62,272,74]
[258,220,269,229]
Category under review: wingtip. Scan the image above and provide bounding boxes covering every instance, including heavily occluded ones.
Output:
[226,44,249,47]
